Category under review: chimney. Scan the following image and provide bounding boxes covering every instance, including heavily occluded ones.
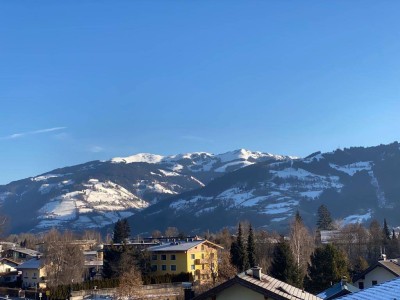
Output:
[341,276,347,286]
[379,253,387,261]
[251,266,262,280]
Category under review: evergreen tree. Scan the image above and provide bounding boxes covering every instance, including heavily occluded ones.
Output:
[230,223,247,272]
[295,210,303,223]
[113,219,131,243]
[383,218,391,240]
[305,244,349,294]
[392,229,397,240]
[247,224,256,268]
[270,241,300,287]
[316,205,334,230]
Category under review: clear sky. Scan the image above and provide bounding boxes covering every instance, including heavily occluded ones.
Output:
[1,1,400,184]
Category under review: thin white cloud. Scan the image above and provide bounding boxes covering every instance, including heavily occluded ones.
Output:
[0,127,67,140]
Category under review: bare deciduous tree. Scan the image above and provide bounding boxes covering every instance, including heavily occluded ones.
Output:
[42,229,84,287]
[164,227,179,237]
[289,215,314,280]
[117,265,143,299]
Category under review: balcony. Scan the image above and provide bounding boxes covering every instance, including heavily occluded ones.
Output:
[194,259,208,265]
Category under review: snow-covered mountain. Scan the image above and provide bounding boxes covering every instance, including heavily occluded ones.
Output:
[0,149,289,233]
[3,143,400,235]
[127,143,400,235]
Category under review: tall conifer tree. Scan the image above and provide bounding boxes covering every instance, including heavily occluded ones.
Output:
[305,244,349,294]
[230,223,247,272]
[247,224,256,268]
[270,241,300,286]
[316,205,334,230]
[383,218,391,240]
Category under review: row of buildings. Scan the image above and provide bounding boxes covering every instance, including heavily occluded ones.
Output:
[0,237,222,289]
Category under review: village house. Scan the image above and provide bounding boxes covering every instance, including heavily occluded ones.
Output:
[352,254,400,290]
[339,277,400,299]
[192,267,321,300]
[147,239,223,282]
[0,258,20,285]
[16,258,46,289]
[4,248,41,264]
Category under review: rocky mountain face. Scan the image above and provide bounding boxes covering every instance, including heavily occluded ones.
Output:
[3,143,400,235]
[128,142,400,235]
[0,149,287,233]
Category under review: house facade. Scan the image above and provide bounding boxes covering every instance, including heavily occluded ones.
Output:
[352,256,400,290]
[147,240,223,282]
[16,258,47,288]
[192,267,322,300]
[0,258,19,273]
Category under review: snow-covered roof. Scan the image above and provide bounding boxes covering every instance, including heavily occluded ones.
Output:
[16,258,43,270]
[9,248,41,257]
[338,277,400,299]
[147,240,222,252]
[317,280,359,299]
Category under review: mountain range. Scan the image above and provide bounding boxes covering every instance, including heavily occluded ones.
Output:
[1,143,400,235]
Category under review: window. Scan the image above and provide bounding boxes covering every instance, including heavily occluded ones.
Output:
[372,280,378,286]
[201,253,204,259]
[171,265,176,271]
[191,254,195,260]
[162,265,167,271]
[151,265,157,272]
[161,254,167,260]
[191,265,195,270]
[151,254,157,261]
[171,254,176,260]
[358,282,364,289]
[201,245,205,251]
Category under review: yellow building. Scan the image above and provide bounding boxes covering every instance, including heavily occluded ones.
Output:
[147,240,223,282]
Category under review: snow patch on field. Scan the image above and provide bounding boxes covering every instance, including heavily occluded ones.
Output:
[215,161,252,172]
[36,180,148,230]
[159,169,180,177]
[271,217,288,222]
[32,174,64,182]
[368,171,387,207]
[263,200,299,215]
[330,161,372,176]
[300,190,323,199]
[342,210,372,225]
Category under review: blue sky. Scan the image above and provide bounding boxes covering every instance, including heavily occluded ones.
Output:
[1,1,400,184]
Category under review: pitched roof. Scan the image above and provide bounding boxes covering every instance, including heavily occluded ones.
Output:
[9,248,41,257]
[193,268,322,300]
[147,240,222,252]
[338,277,400,299]
[317,281,359,299]
[16,258,43,270]
[353,259,400,282]
[0,258,19,266]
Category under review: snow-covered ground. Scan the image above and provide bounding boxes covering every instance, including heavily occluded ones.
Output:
[36,180,148,229]
[342,210,372,225]
[330,161,372,176]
